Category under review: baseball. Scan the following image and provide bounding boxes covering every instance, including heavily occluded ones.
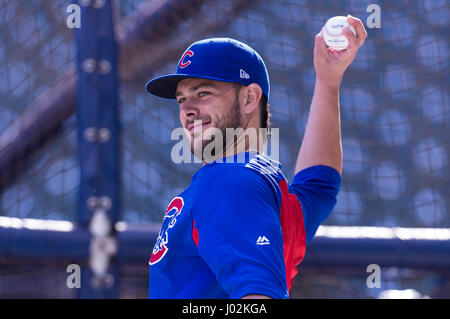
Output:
[323,16,357,50]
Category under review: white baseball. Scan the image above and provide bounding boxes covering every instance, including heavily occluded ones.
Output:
[323,16,357,51]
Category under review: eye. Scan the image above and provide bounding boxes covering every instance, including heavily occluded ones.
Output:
[198,91,210,97]
[178,97,186,104]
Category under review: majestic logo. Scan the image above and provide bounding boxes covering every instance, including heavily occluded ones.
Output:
[179,50,194,68]
[149,197,184,265]
[256,235,270,245]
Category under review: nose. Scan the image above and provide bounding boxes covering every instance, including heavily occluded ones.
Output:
[179,98,199,119]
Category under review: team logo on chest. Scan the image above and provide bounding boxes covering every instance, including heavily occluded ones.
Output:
[149,197,184,265]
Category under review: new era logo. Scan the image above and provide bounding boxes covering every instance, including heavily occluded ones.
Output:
[240,69,250,79]
[256,236,270,245]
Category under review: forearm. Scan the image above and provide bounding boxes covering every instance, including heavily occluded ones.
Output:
[294,15,367,176]
[295,77,342,175]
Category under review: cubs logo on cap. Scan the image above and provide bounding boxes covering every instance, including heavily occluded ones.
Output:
[179,50,194,69]
[145,37,270,100]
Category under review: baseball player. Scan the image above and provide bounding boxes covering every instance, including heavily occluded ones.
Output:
[145,16,367,299]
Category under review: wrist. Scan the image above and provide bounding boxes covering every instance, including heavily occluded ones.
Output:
[314,76,341,93]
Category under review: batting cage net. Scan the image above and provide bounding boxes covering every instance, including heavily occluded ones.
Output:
[0,0,448,298]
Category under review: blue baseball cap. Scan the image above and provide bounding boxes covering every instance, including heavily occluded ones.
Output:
[145,37,270,100]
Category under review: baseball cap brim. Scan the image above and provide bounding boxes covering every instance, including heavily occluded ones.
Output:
[145,74,236,99]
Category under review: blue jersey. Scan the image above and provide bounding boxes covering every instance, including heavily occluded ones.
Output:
[148,152,341,299]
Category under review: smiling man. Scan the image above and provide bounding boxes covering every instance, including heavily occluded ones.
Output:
[145,16,367,299]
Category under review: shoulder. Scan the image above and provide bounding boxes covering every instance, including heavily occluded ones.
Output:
[195,154,284,204]
[200,154,285,189]
[244,153,285,190]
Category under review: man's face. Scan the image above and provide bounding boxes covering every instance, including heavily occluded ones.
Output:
[176,78,243,157]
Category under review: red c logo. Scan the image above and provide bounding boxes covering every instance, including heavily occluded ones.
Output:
[179,50,194,68]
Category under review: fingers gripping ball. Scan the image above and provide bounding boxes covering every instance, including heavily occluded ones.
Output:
[323,16,357,50]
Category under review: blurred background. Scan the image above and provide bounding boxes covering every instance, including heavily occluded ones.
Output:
[0,0,448,298]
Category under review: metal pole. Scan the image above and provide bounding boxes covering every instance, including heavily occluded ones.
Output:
[75,0,120,299]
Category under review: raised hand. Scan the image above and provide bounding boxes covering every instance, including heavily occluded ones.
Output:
[314,15,368,87]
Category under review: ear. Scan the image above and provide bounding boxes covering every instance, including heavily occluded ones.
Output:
[240,83,262,115]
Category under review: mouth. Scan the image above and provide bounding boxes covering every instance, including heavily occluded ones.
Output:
[187,121,211,135]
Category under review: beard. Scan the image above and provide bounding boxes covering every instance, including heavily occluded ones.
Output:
[190,96,242,161]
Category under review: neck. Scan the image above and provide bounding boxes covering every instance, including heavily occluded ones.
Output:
[202,126,268,165]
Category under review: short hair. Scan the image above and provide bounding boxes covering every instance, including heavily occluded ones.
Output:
[260,94,270,130]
